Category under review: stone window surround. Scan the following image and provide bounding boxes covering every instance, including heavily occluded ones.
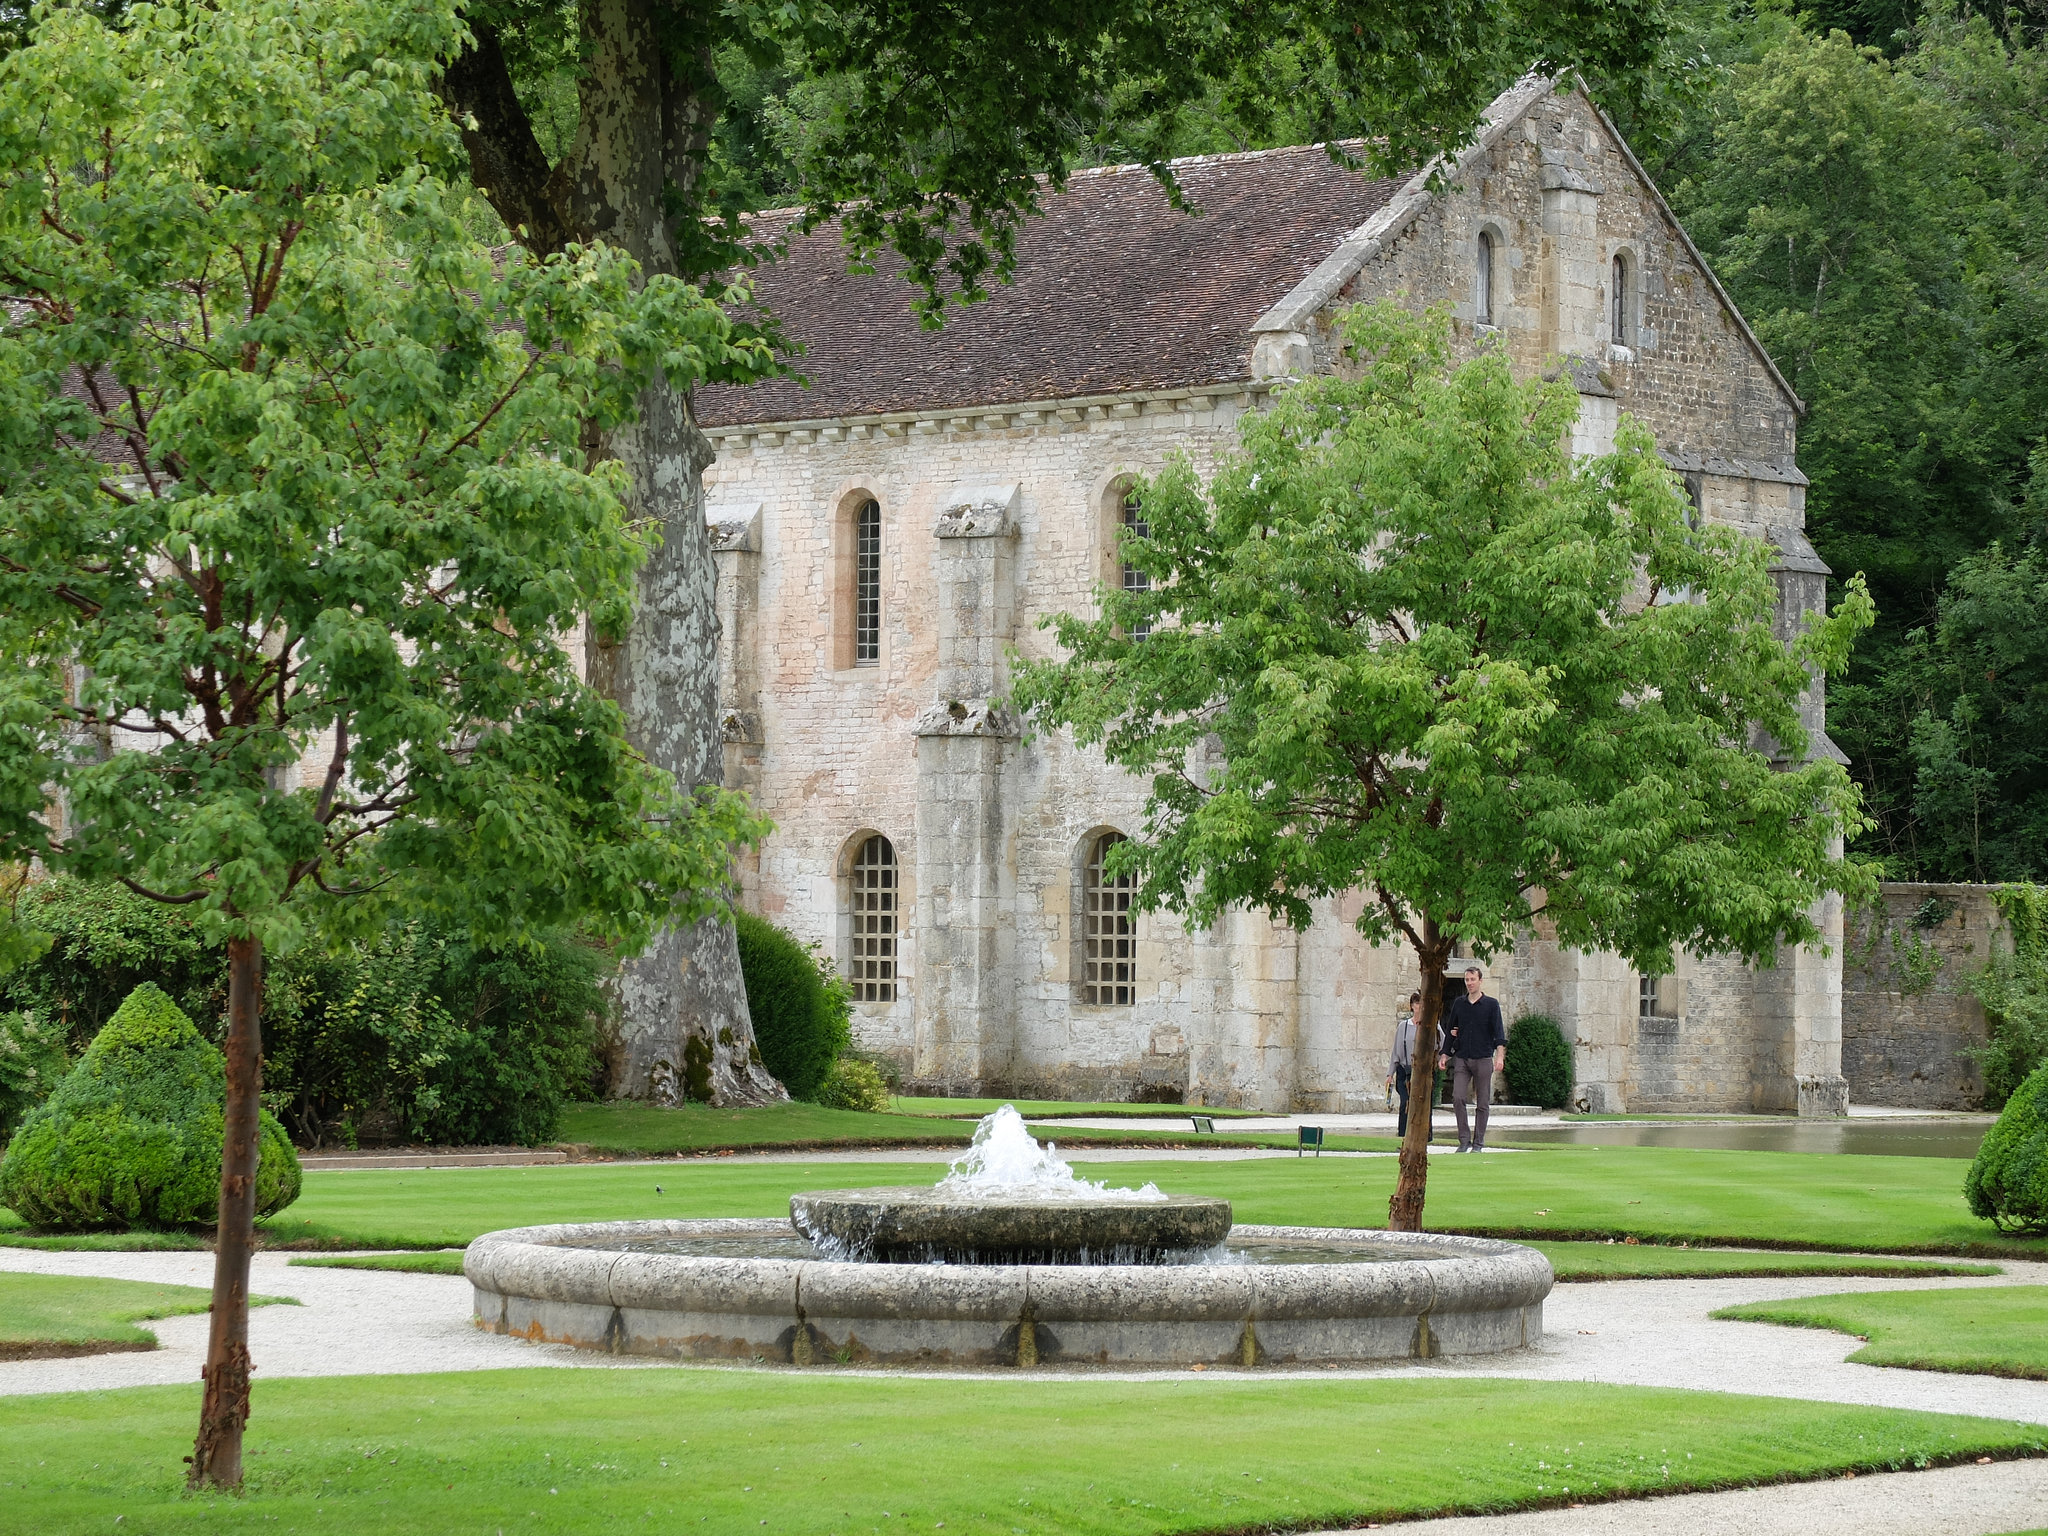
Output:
[1073,825,1141,1008]
[829,486,889,673]
[1606,239,1646,359]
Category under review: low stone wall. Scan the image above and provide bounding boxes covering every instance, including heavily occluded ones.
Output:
[1842,882,2004,1110]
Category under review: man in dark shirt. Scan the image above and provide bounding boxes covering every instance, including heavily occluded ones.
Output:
[1437,964,1507,1152]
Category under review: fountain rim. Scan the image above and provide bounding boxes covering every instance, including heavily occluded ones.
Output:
[465,1217,1555,1325]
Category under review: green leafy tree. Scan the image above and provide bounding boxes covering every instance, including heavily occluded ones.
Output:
[1666,20,2048,875]
[1013,305,1873,1229]
[438,0,1675,1097]
[0,0,768,1486]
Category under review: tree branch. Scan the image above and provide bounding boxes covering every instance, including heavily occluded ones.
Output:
[437,26,575,255]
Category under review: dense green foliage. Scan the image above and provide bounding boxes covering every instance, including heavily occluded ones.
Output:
[732,911,850,1102]
[1,879,606,1148]
[815,1057,892,1113]
[0,986,299,1231]
[1015,301,1871,1007]
[0,0,770,966]
[0,1009,66,1141]
[1966,1058,2048,1232]
[1654,14,2048,880]
[1504,1015,1575,1109]
[1972,884,2048,1106]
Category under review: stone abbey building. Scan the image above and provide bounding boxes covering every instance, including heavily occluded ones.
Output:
[691,78,1851,1116]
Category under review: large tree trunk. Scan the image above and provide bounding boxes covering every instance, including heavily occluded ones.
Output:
[189,934,263,1489]
[444,1,782,1104]
[1388,921,1450,1232]
[559,0,780,1105]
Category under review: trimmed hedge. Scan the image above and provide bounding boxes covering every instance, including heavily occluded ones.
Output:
[0,984,301,1231]
[1965,1060,2048,1234]
[817,1057,891,1112]
[1504,1014,1574,1109]
[733,910,850,1102]
[0,1010,68,1141]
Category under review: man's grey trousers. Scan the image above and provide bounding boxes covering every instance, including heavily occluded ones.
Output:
[1451,1057,1494,1149]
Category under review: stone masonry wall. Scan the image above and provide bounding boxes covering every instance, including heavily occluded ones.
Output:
[1842,883,2004,1110]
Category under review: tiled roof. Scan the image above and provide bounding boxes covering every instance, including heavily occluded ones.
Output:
[694,145,1402,428]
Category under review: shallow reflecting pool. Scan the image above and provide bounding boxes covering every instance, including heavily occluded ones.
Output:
[1492,1118,1990,1158]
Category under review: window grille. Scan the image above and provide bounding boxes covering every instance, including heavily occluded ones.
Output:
[1476,231,1495,326]
[1119,491,1151,642]
[855,498,882,665]
[1611,254,1631,347]
[1083,832,1137,1005]
[850,834,897,1002]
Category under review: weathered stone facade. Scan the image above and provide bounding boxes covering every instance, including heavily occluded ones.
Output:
[696,80,1853,1113]
[1842,883,2005,1111]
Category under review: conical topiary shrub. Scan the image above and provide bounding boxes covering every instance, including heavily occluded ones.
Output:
[1965,1058,2048,1235]
[0,983,301,1230]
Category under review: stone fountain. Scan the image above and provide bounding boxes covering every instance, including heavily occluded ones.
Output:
[466,1107,1552,1368]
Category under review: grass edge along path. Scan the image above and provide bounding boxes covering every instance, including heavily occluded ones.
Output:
[1715,1285,2048,1382]
[0,1272,291,1359]
[3,1371,2045,1535]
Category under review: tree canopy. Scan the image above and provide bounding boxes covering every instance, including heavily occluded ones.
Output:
[1013,304,1875,1225]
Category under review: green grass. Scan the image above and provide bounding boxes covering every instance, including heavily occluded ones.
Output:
[287,1251,469,1275]
[5,1143,2043,1256]
[1715,1285,2048,1380]
[553,1101,1386,1157]
[0,1273,289,1355]
[893,1097,1264,1119]
[3,1371,2042,1534]
[1529,1242,2001,1281]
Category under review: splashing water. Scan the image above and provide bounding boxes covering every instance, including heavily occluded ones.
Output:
[935,1106,1164,1202]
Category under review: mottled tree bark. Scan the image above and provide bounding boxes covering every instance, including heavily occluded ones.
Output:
[188,935,262,1488]
[1388,920,1449,1233]
[440,0,781,1104]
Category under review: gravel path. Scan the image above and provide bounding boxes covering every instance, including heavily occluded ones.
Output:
[1349,1457,2048,1536]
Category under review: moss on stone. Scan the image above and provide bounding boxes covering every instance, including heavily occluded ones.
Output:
[0,983,301,1231]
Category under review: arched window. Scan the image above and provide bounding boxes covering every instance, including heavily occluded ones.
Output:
[1611,254,1632,348]
[1475,230,1496,326]
[854,498,882,665]
[1082,832,1137,1005]
[850,834,898,1002]
[1118,488,1151,642]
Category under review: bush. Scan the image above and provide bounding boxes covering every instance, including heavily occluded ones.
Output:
[817,1056,891,1113]
[734,910,851,1102]
[0,1010,68,1141]
[1964,1059,2048,1234]
[1971,885,2048,1110]
[0,984,301,1230]
[262,923,606,1148]
[0,880,606,1149]
[1504,1014,1574,1109]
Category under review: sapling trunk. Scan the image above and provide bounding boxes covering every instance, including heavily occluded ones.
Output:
[189,934,263,1489]
[1388,933,1450,1232]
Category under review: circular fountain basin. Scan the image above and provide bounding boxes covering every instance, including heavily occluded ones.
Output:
[790,1186,1232,1263]
[465,1218,1553,1368]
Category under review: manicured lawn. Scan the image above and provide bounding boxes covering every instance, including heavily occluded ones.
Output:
[554,1101,1385,1156]
[2,1371,2041,1534]
[4,1144,2042,1256]
[1715,1286,2048,1380]
[894,1097,1264,1120]
[1528,1242,2000,1282]
[287,1252,468,1275]
[0,1273,289,1355]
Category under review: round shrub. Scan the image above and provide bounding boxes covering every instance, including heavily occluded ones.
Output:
[734,911,851,1101]
[1965,1059,2048,1234]
[1504,1014,1574,1109]
[0,983,301,1231]
[817,1057,891,1113]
